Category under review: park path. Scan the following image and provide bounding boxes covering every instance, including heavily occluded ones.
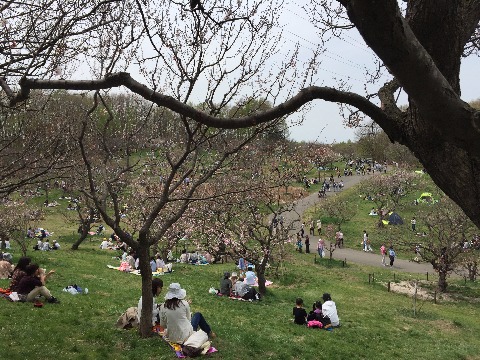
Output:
[284,174,436,275]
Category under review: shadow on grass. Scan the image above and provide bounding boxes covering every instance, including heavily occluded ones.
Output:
[314,256,348,268]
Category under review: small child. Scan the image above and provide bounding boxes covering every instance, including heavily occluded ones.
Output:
[293,298,307,325]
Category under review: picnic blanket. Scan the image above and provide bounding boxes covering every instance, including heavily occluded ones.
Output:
[161,335,217,358]
[107,265,172,276]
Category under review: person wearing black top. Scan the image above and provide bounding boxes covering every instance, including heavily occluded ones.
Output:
[293,298,307,325]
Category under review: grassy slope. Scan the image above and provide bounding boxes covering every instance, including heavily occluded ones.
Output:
[1,174,479,359]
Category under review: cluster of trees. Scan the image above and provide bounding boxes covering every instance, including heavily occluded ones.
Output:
[1,0,479,335]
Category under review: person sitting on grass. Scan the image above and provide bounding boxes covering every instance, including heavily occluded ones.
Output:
[244,266,257,286]
[321,293,340,327]
[219,272,232,296]
[307,301,332,330]
[160,283,216,344]
[293,298,307,325]
[9,256,31,291]
[137,278,163,326]
[16,263,59,303]
[231,275,260,301]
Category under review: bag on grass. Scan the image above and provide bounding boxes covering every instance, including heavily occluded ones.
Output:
[116,307,139,329]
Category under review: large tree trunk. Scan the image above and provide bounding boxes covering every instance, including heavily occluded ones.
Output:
[341,0,480,228]
[138,240,154,338]
[257,264,267,296]
[437,268,448,293]
[71,226,89,250]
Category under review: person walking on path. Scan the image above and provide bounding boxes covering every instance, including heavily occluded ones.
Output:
[305,235,310,253]
[296,233,303,253]
[316,219,322,235]
[363,230,368,252]
[317,238,325,258]
[309,221,315,236]
[388,246,396,267]
[380,243,387,266]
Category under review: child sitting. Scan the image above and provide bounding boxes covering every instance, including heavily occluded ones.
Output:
[307,301,332,329]
[292,298,307,325]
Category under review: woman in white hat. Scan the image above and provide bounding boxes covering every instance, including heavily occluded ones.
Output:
[159,283,216,343]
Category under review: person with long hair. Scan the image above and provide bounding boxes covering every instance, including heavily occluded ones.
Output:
[9,256,31,291]
[159,283,215,343]
[137,278,164,326]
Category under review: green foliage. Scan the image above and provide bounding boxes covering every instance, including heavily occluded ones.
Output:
[1,170,479,358]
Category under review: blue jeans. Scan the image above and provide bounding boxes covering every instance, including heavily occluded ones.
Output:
[191,312,211,335]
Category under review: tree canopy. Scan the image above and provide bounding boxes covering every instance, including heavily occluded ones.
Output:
[1,1,479,228]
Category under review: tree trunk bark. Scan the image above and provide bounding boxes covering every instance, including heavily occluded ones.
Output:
[138,241,154,338]
[437,269,448,293]
[71,226,90,250]
[341,0,480,229]
[257,267,266,296]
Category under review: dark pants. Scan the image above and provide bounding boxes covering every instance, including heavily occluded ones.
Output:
[242,287,258,301]
[305,244,310,253]
[191,312,211,335]
[389,255,395,267]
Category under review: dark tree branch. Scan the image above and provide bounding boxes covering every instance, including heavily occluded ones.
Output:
[13,71,400,138]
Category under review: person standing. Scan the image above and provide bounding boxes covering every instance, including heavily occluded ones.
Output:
[380,243,387,266]
[411,217,416,232]
[309,221,315,236]
[316,219,322,235]
[363,230,368,252]
[305,235,310,253]
[317,238,325,258]
[296,233,303,253]
[388,246,396,267]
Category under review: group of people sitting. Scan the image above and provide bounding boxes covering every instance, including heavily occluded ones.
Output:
[179,249,212,265]
[5,256,60,304]
[137,279,216,357]
[33,239,60,251]
[293,293,340,329]
[217,267,260,301]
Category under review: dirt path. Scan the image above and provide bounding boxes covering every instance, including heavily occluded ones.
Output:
[285,174,436,274]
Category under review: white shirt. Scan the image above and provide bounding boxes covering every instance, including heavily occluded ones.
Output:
[137,296,159,326]
[322,300,340,326]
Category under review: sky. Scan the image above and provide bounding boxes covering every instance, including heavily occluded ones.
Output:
[277,3,480,144]
[67,2,478,145]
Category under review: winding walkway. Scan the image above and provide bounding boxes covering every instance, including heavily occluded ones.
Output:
[286,175,436,274]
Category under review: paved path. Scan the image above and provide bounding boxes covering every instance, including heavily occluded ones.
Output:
[285,175,436,274]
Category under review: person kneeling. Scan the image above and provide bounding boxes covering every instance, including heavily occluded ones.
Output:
[16,263,59,304]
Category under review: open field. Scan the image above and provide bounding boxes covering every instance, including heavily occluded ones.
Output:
[1,171,479,359]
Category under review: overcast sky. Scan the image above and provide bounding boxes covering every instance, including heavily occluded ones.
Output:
[278,3,480,144]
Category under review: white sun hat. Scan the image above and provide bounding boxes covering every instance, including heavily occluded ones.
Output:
[165,283,187,300]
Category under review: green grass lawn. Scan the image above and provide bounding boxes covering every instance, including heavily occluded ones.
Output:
[1,172,479,359]
[1,236,479,360]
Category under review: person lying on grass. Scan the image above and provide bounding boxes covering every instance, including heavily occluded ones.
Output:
[16,263,59,303]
